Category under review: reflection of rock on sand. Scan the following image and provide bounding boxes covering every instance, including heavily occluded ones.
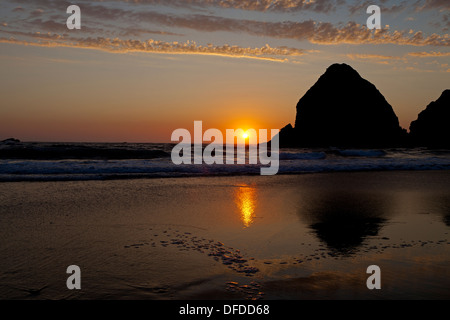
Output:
[310,216,386,255]
[444,215,450,227]
[299,192,389,255]
[435,195,450,227]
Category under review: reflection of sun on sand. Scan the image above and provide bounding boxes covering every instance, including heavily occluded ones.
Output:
[235,185,257,228]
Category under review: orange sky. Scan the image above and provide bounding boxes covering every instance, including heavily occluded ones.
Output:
[0,0,449,142]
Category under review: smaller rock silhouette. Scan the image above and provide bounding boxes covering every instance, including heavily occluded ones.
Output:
[409,90,450,148]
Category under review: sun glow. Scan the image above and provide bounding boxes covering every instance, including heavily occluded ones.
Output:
[242,132,249,139]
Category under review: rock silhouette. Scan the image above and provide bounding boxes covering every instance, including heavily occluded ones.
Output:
[0,138,20,144]
[409,90,450,148]
[279,63,407,148]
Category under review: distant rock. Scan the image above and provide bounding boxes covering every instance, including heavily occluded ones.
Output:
[409,90,450,148]
[278,63,407,148]
[0,138,21,145]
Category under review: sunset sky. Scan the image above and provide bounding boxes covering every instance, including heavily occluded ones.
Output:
[0,0,449,142]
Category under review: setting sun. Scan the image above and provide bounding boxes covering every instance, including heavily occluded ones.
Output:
[243,133,249,139]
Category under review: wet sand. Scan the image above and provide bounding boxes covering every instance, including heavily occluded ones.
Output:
[0,171,449,300]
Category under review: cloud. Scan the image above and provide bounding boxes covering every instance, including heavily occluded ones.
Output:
[348,51,450,62]
[124,10,450,46]
[2,0,449,51]
[412,0,450,32]
[0,35,308,62]
[30,8,44,17]
[93,0,342,13]
[118,28,185,37]
[408,51,450,57]
[349,1,407,15]
[415,0,450,11]
[347,53,401,60]
[345,49,450,72]
[7,0,341,13]
[24,19,69,33]
[346,53,404,65]
[307,23,449,46]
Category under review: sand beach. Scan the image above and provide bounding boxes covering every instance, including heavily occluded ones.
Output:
[0,171,449,300]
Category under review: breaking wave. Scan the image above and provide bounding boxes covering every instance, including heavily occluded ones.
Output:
[1,142,450,181]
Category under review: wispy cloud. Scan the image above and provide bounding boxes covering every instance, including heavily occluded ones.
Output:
[408,51,450,57]
[93,8,450,47]
[346,53,406,65]
[0,34,308,62]
[415,0,450,11]
[17,0,449,13]
[346,49,450,72]
[1,0,449,68]
[348,0,407,15]
[90,0,342,13]
[3,0,450,47]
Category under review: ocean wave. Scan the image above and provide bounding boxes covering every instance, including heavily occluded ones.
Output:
[0,142,170,160]
[1,156,450,181]
[335,149,387,157]
[278,152,327,160]
[1,143,450,181]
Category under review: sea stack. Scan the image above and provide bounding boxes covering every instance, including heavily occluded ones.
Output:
[409,90,450,148]
[279,63,406,148]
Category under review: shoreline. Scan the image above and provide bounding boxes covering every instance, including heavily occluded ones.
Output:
[2,168,450,183]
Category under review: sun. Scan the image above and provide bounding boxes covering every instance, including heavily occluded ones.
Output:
[242,132,249,139]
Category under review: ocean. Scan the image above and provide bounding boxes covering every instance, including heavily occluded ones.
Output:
[1,140,450,300]
[1,141,450,181]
